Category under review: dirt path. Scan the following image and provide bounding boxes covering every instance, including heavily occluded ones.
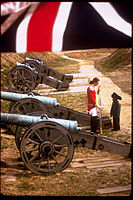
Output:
[61,54,132,134]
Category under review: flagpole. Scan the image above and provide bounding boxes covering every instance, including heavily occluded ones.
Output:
[99,72,103,135]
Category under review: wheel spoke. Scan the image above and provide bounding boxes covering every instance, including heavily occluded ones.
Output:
[29,151,39,162]
[44,128,49,140]
[9,77,18,81]
[21,85,27,92]
[21,105,28,114]
[26,138,40,145]
[47,156,51,169]
[26,146,39,153]
[17,108,24,114]
[53,135,64,143]
[54,144,67,148]
[54,150,66,157]
[25,79,33,83]
[17,70,21,77]
[38,157,44,168]
[51,154,60,166]
[11,106,21,114]
[24,82,31,89]
[14,125,19,135]
[17,85,22,92]
[16,107,26,115]
[35,131,43,142]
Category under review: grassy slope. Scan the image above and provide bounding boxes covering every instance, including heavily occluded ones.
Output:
[95,48,131,71]
[95,48,132,95]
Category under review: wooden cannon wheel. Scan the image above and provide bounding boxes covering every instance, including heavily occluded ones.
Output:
[9,98,51,150]
[20,121,74,174]
[7,65,36,93]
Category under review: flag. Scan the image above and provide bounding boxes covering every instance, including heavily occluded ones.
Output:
[1,2,132,52]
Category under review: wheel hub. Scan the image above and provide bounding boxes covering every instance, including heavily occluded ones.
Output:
[18,77,25,84]
[40,141,54,156]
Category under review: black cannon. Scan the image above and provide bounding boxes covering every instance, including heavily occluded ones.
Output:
[6,57,73,93]
[1,112,131,174]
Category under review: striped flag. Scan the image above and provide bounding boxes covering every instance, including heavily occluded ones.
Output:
[1,2,132,52]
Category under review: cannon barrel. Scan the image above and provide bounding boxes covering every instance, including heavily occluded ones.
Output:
[0,91,59,106]
[1,113,81,132]
[25,57,73,83]
[25,57,44,65]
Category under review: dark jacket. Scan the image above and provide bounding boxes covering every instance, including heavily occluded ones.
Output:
[110,100,121,117]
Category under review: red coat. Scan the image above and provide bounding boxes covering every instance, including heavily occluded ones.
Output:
[87,84,97,112]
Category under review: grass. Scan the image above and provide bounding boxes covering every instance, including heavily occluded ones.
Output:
[1,135,15,151]
[95,48,131,72]
[46,92,88,113]
[1,100,11,113]
[18,182,35,192]
[46,55,79,74]
[5,166,130,196]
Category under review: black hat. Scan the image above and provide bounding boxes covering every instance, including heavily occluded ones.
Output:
[111,92,122,100]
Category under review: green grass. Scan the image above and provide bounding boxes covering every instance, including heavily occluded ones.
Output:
[95,48,131,72]
[18,181,35,192]
[46,56,79,74]
[1,100,10,113]
[45,92,88,113]
[1,136,15,151]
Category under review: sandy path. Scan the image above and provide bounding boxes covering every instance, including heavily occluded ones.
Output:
[62,55,132,132]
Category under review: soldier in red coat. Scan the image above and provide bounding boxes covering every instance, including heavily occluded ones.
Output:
[87,77,101,133]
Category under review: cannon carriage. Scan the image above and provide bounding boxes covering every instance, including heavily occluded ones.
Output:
[1,112,131,174]
[6,57,73,93]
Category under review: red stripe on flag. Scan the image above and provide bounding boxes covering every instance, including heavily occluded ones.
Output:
[27,2,61,51]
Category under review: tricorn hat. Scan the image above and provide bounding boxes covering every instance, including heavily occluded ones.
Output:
[111,92,122,100]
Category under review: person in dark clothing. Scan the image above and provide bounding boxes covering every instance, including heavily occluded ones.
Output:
[110,92,122,131]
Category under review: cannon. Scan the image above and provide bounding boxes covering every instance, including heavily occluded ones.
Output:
[1,91,112,128]
[1,91,111,150]
[6,57,73,93]
[1,112,131,174]
[0,91,59,107]
[0,91,90,150]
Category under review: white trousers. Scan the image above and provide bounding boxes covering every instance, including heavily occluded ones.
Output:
[88,107,97,117]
